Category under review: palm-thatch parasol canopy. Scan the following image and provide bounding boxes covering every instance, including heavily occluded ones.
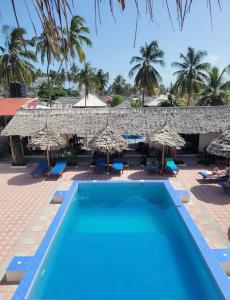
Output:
[146,125,185,149]
[207,129,230,159]
[28,128,66,167]
[90,127,128,170]
[90,127,128,153]
[146,125,185,171]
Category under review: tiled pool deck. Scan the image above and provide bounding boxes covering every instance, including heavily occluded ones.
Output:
[0,162,230,299]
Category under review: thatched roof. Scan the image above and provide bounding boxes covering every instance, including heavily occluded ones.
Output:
[147,126,185,149]
[28,128,66,148]
[89,127,128,154]
[207,129,230,158]
[1,105,230,137]
[74,94,107,108]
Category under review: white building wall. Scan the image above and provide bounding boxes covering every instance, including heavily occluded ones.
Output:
[198,133,219,152]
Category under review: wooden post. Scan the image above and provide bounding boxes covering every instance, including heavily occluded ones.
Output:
[46,146,50,167]
[9,136,16,163]
[107,151,110,173]
[161,145,165,173]
[229,160,230,181]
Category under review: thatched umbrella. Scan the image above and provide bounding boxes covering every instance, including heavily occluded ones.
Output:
[146,125,185,171]
[207,129,230,180]
[28,128,66,167]
[89,127,128,171]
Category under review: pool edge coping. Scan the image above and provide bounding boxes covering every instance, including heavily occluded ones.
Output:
[12,180,78,300]
[12,179,230,300]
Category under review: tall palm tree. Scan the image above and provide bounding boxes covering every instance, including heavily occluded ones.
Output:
[76,63,97,106]
[172,47,209,107]
[196,66,230,106]
[95,69,109,95]
[34,21,61,89]
[0,26,36,89]
[66,15,92,62]
[67,63,79,89]
[129,40,164,105]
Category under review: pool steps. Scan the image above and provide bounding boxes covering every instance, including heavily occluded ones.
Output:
[175,189,190,203]
[213,249,230,275]
[6,256,32,283]
[51,190,67,204]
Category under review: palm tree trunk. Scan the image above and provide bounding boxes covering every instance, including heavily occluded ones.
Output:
[85,84,88,107]
[142,86,145,107]
[48,58,64,107]
[187,93,191,107]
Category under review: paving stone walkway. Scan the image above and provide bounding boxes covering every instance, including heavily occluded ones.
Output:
[0,162,229,299]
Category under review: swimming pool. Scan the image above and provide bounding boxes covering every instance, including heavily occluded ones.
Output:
[14,181,230,300]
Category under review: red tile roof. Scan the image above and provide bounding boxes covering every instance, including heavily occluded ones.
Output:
[0,98,30,116]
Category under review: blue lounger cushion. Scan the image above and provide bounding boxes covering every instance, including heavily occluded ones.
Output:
[50,161,66,176]
[96,157,106,164]
[112,158,124,172]
[112,163,123,171]
[165,157,177,172]
[32,160,48,177]
[199,171,208,178]
[219,182,230,189]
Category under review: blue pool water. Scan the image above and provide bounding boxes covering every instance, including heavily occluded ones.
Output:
[28,182,224,300]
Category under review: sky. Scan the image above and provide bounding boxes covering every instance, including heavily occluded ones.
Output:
[1,1,230,86]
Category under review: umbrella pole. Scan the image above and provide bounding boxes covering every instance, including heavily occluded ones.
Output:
[229,160,230,182]
[46,146,50,168]
[106,151,110,174]
[162,145,165,173]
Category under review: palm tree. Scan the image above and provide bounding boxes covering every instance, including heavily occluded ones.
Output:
[95,69,109,95]
[111,75,126,95]
[129,40,164,105]
[172,47,209,107]
[196,66,230,106]
[76,63,97,106]
[0,26,36,90]
[34,21,61,89]
[66,15,92,62]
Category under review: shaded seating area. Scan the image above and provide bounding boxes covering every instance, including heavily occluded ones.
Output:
[112,158,124,174]
[32,160,48,178]
[48,161,66,178]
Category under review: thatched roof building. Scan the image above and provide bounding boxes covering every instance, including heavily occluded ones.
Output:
[1,106,230,137]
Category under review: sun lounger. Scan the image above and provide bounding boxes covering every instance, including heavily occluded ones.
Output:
[219,181,230,190]
[146,158,159,175]
[49,161,66,177]
[112,158,124,174]
[199,170,228,181]
[165,157,178,174]
[32,160,48,178]
[95,157,106,174]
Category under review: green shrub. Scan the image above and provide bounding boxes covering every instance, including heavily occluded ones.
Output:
[110,94,123,107]
[131,98,141,107]
[68,90,81,97]
[38,87,68,100]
